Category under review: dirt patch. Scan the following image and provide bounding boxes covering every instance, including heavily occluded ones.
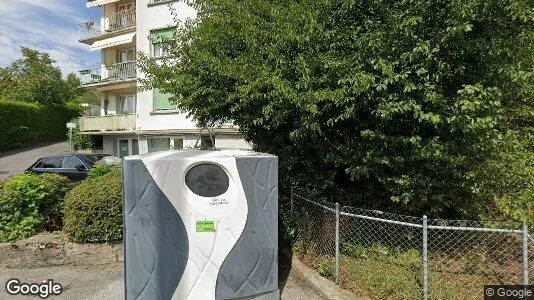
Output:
[0,232,123,269]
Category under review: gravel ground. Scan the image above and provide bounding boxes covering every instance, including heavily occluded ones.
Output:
[0,141,69,181]
[0,233,324,300]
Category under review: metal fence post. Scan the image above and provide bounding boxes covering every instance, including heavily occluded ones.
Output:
[290,187,294,214]
[335,202,340,284]
[423,215,428,300]
[523,224,529,286]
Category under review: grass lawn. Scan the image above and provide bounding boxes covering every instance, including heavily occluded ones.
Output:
[295,243,524,300]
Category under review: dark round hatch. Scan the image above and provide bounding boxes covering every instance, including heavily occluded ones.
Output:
[185,163,229,197]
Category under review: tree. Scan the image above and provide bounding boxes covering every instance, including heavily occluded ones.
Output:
[0,68,18,101]
[0,47,85,105]
[63,73,85,102]
[75,89,100,105]
[139,0,534,219]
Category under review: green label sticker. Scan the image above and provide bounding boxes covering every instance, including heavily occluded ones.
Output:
[196,221,215,232]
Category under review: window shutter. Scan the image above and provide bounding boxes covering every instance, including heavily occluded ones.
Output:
[150,28,175,43]
[153,88,175,110]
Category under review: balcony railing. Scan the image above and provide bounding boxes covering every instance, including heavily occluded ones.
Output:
[79,9,136,40]
[78,114,136,132]
[79,61,136,85]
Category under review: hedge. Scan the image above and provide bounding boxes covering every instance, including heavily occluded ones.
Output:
[63,168,123,243]
[87,165,117,180]
[0,100,82,151]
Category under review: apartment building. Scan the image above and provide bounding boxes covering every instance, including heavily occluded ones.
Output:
[78,0,250,157]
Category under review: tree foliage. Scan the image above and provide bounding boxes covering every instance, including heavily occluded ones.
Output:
[67,119,94,151]
[139,0,534,219]
[0,47,87,105]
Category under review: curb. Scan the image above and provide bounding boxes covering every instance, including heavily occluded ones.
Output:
[281,248,365,300]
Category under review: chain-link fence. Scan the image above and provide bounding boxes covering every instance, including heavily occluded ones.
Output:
[289,189,530,300]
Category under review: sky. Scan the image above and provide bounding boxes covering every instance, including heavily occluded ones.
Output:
[0,0,100,76]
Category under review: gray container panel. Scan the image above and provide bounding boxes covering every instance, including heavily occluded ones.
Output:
[215,157,279,299]
[123,159,189,300]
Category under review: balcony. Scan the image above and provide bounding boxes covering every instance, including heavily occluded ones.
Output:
[79,9,136,42]
[79,61,136,87]
[86,0,120,8]
[78,114,136,133]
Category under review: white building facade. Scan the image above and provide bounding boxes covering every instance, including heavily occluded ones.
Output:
[78,0,250,157]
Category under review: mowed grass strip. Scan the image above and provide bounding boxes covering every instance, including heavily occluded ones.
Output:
[295,243,522,300]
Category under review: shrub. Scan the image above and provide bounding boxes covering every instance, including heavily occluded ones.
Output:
[0,173,72,242]
[87,165,115,180]
[67,118,94,151]
[37,173,74,231]
[63,168,122,243]
[0,100,82,152]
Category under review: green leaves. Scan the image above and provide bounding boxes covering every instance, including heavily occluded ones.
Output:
[0,173,72,242]
[139,0,534,219]
[63,168,123,243]
[0,47,85,105]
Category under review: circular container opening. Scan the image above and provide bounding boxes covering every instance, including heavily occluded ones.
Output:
[185,163,230,197]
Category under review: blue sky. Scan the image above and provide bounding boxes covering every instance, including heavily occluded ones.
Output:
[0,0,101,76]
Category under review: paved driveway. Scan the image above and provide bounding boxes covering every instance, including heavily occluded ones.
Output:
[0,233,324,300]
[0,142,69,181]
[1,263,324,300]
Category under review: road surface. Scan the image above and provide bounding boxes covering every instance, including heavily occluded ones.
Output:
[0,142,69,181]
[0,233,325,300]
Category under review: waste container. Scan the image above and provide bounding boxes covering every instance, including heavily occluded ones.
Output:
[122,149,279,300]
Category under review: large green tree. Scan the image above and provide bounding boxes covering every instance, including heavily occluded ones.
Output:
[139,0,534,219]
[0,47,86,105]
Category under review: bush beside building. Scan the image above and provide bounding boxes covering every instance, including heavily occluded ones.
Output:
[0,100,82,151]
[63,168,123,243]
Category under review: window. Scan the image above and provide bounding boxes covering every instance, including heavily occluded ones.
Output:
[150,28,175,58]
[62,156,85,169]
[113,2,134,30]
[172,139,183,150]
[33,159,44,168]
[132,139,139,155]
[153,88,176,111]
[148,137,170,153]
[41,157,62,168]
[119,140,130,158]
[118,2,134,12]
[118,48,135,63]
[185,164,229,197]
[153,43,171,58]
[118,139,139,157]
[201,135,215,148]
[117,95,136,114]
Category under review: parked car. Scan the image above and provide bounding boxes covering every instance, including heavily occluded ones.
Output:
[26,153,111,181]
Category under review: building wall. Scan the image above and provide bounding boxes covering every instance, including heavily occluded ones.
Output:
[93,1,251,156]
[215,134,252,149]
[103,135,140,156]
[102,42,136,64]
[135,0,197,133]
[102,136,116,155]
